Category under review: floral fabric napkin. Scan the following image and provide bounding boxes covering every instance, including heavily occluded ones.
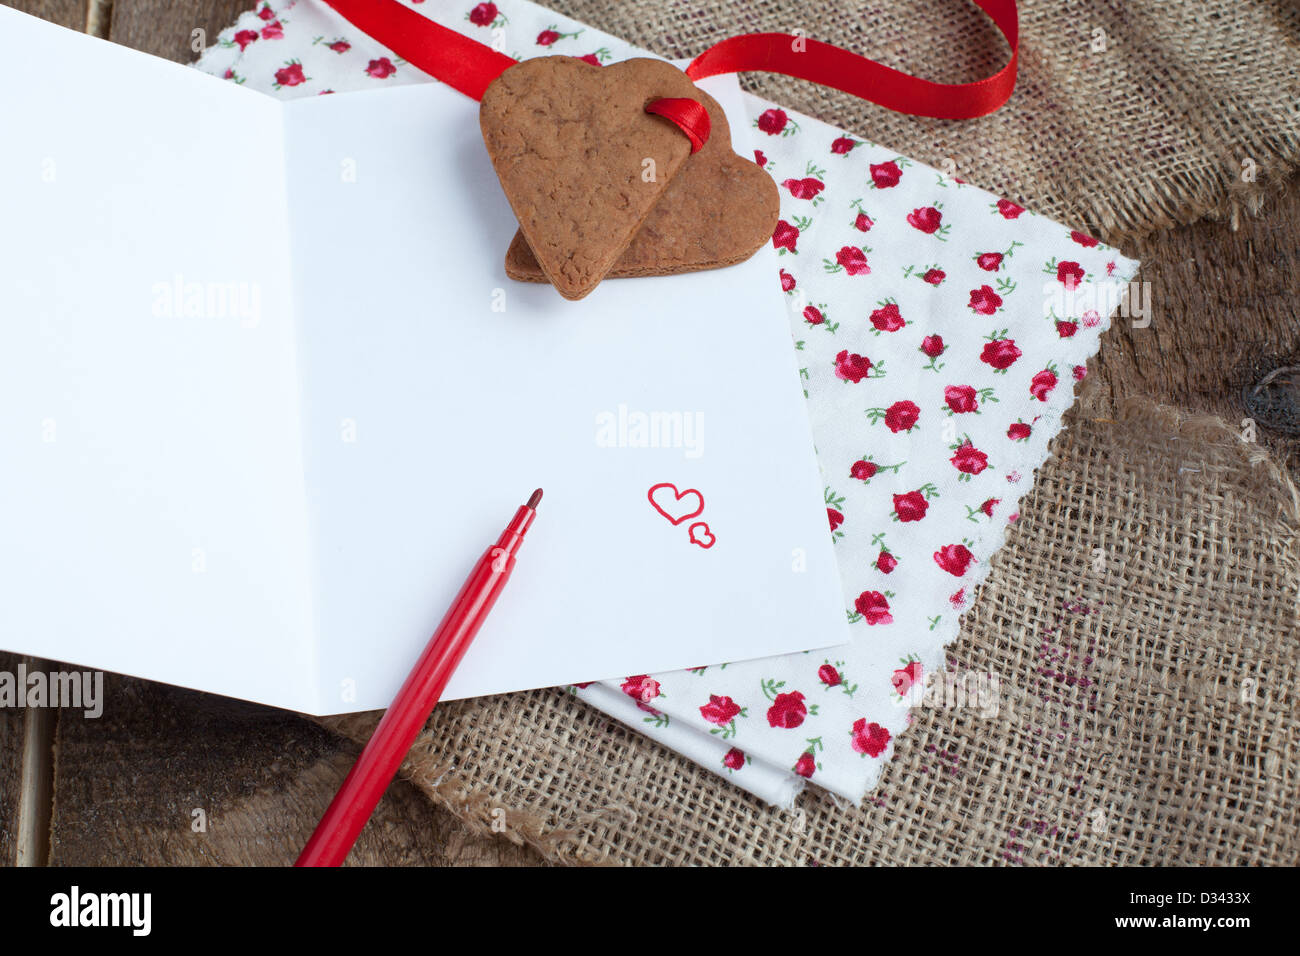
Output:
[197,0,1139,806]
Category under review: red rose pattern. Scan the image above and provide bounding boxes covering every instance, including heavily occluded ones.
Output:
[834,350,873,383]
[944,384,979,414]
[757,108,788,135]
[854,591,893,625]
[700,694,741,725]
[835,246,871,275]
[772,219,800,253]
[1056,260,1085,290]
[468,3,499,26]
[508,61,1112,789]
[210,5,1130,799]
[621,675,660,702]
[766,691,809,729]
[996,198,1024,219]
[933,543,975,576]
[950,442,989,475]
[274,62,305,87]
[870,302,905,332]
[906,206,943,234]
[783,177,825,201]
[884,400,920,433]
[869,161,902,188]
[891,661,923,695]
[1030,368,1058,401]
[850,459,877,481]
[980,338,1022,370]
[968,284,1003,315]
[851,720,891,757]
[893,491,929,522]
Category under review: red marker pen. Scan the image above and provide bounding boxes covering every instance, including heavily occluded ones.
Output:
[295,489,543,867]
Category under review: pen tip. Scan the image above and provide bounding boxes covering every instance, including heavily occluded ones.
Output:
[527,488,543,510]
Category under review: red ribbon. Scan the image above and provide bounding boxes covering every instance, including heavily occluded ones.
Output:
[645,97,712,153]
[323,0,514,100]
[322,0,1018,120]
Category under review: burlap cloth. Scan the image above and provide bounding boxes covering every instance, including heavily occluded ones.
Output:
[321,398,1300,865]
[513,0,1300,244]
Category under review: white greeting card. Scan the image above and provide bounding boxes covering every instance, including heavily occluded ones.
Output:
[0,5,847,714]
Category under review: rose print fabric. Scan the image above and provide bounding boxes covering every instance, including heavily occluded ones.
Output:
[198,0,1139,807]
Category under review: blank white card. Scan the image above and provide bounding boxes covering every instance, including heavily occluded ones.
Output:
[0,6,848,714]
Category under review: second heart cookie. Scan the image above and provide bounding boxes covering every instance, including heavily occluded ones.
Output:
[503,83,779,283]
[480,56,703,301]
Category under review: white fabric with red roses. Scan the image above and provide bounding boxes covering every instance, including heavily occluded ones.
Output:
[197,0,1140,807]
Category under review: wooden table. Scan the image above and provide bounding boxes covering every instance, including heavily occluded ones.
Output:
[3,0,1297,867]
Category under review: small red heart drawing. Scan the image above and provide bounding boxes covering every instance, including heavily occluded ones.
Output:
[688,521,716,550]
[648,482,705,525]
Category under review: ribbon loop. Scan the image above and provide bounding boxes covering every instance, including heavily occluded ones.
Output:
[645,97,711,153]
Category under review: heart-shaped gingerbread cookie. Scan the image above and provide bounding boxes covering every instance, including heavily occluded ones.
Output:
[480,56,704,301]
[503,83,779,283]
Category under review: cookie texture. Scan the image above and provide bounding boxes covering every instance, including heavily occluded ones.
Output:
[503,84,780,283]
[480,56,698,300]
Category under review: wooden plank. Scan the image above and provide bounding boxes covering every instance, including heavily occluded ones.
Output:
[49,671,544,865]
[13,675,54,867]
[109,0,252,64]
[0,654,27,865]
[5,0,86,30]
[1084,177,1300,472]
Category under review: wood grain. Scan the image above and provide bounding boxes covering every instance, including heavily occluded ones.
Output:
[109,0,253,64]
[1084,179,1300,472]
[0,654,26,866]
[48,672,545,866]
[5,0,86,30]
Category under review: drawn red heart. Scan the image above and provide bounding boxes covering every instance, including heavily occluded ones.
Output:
[688,521,716,549]
[648,482,705,525]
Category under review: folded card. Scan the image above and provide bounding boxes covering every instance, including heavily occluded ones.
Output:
[0,6,846,714]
